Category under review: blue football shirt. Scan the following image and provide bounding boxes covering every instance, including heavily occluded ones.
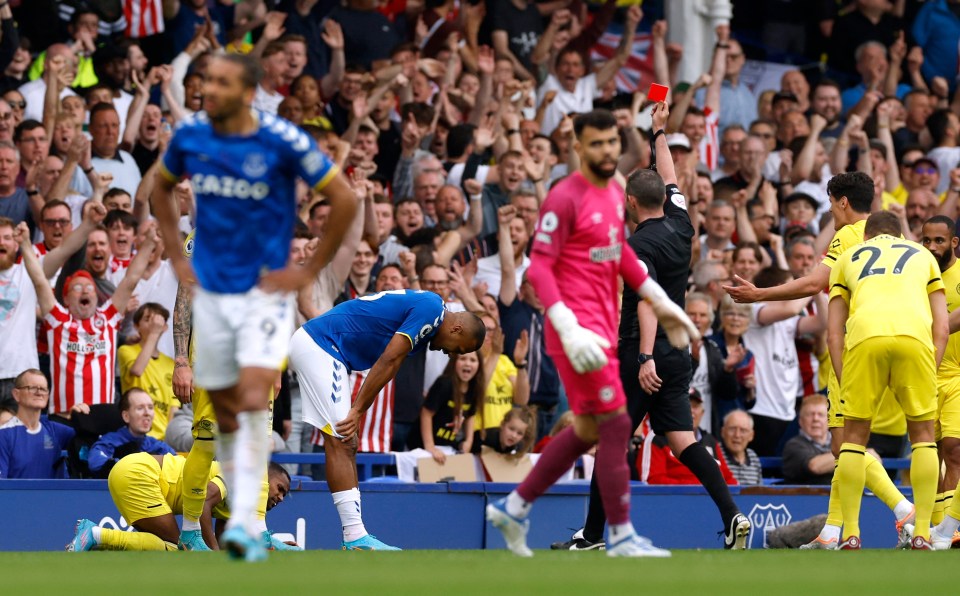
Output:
[161,110,338,293]
[0,418,75,479]
[302,290,446,372]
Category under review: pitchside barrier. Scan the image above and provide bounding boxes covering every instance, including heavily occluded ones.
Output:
[0,455,911,551]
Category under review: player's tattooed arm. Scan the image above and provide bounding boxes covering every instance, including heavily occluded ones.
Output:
[173,281,192,363]
[172,280,195,402]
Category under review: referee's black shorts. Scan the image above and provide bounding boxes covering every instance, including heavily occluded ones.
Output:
[619,341,693,435]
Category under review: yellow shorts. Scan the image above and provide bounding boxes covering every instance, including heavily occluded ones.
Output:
[841,336,937,422]
[192,387,217,440]
[936,374,960,441]
[108,453,170,524]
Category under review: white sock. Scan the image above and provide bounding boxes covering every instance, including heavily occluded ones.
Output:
[216,430,236,495]
[251,519,268,534]
[332,488,367,542]
[182,519,201,532]
[894,499,914,521]
[91,526,101,542]
[937,514,960,537]
[820,523,841,542]
[226,410,271,533]
[505,491,531,519]
[609,523,636,543]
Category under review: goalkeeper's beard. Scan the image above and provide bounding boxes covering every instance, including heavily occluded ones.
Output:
[587,159,618,180]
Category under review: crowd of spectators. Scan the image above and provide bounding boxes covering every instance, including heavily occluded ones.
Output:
[0,0,952,486]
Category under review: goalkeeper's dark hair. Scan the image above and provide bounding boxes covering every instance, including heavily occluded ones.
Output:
[573,109,618,138]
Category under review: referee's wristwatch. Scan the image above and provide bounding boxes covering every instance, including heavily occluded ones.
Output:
[638,353,654,365]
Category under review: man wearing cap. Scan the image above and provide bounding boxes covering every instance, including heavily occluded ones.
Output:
[42,224,159,416]
[781,192,819,235]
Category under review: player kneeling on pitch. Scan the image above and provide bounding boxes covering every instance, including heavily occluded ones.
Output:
[290,289,485,550]
[67,453,292,552]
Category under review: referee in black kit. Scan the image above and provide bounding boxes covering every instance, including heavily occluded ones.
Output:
[552,102,750,552]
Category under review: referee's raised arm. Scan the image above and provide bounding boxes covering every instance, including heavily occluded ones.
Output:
[650,102,678,188]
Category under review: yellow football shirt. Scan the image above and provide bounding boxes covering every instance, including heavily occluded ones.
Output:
[938,258,960,378]
[479,355,519,429]
[118,344,181,440]
[822,219,867,269]
[829,235,944,350]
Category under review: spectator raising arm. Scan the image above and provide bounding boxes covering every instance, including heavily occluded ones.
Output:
[122,68,159,153]
[874,102,901,192]
[112,222,160,315]
[792,114,827,184]
[497,205,520,307]
[319,20,346,100]
[41,200,106,279]
[15,222,56,318]
[650,21,670,104]
[594,5,642,92]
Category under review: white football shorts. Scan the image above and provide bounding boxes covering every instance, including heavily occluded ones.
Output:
[288,327,353,439]
[192,286,295,390]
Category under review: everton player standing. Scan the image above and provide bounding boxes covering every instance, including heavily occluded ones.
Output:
[151,53,356,562]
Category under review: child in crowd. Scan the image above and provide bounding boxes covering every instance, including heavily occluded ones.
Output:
[421,351,485,462]
[472,406,536,458]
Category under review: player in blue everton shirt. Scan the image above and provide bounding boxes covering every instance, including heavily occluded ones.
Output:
[150,53,356,562]
[289,290,486,550]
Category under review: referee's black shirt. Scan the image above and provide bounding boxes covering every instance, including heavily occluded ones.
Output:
[619,184,695,356]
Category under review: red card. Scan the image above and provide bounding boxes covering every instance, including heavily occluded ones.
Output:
[648,83,669,102]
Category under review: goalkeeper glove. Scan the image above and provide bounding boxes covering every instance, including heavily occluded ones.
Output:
[639,278,701,348]
[546,302,610,373]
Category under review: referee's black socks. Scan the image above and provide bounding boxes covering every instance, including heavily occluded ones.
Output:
[679,443,741,527]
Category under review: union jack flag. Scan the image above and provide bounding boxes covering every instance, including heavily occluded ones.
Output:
[590,28,655,93]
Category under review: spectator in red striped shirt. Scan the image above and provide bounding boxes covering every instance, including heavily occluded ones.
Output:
[42,222,159,416]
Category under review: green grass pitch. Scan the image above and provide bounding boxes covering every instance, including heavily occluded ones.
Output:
[4,550,957,594]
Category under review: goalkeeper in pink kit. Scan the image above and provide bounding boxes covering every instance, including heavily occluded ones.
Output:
[486,109,699,557]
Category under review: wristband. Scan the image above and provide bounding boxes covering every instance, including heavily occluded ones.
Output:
[715,43,730,49]
[507,129,520,136]
[951,188,960,194]
[516,362,527,370]
[469,194,482,202]
[651,129,666,142]
[26,189,39,196]
[408,275,420,283]
[82,165,94,174]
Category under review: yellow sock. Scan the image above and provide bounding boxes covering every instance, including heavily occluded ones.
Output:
[910,442,939,541]
[864,452,906,511]
[182,437,216,524]
[257,477,269,523]
[932,492,946,526]
[825,460,843,527]
[99,529,176,551]
[838,443,867,540]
